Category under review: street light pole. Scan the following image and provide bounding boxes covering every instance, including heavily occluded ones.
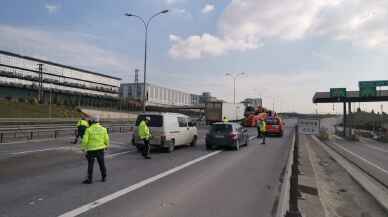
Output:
[125,10,169,112]
[225,72,245,104]
[233,78,236,104]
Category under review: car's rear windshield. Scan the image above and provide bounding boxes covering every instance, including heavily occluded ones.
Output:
[266,118,279,125]
[210,124,233,133]
[136,115,163,127]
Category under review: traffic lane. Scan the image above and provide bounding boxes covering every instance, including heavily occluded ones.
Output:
[333,137,388,173]
[77,127,293,217]
[0,130,215,217]
[358,136,388,152]
[0,133,134,183]
[0,132,133,159]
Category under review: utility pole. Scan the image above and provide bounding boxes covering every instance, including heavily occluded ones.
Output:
[135,69,139,100]
[37,63,43,103]
[49,87,52,119]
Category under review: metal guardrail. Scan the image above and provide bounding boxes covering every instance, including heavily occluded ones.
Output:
[276,126,302,217]
[0,124,133,144]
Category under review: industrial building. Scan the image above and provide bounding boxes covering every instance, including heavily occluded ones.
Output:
[0,50,121,106]
[120,83,201,106]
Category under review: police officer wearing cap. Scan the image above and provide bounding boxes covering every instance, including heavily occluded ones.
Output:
[73,115,89,144]
[138,116,152,159]
[81,116,109,184]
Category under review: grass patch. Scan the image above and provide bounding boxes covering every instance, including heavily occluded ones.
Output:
[0,100,82,118]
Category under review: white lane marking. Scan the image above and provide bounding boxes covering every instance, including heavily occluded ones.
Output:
[249,136,257,141]
[0,132,130,145]
[358,138,388,153]
[332,141,388,176]
[0,137,71,145]
[11,147,67,155]
[105,150,136,159]
[362,143,388,154]
[111,142,129,146]
[58,150,222,217]
[333,135,344,141]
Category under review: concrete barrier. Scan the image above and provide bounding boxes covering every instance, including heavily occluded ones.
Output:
[81,108,138,121]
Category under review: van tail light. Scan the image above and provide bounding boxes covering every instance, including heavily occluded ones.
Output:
[229,132,238,140]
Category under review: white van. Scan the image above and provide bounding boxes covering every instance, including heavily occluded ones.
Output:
[132,113,198,152]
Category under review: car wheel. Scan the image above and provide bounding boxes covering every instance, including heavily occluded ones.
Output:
[206,143,213,150]
[167,140,175,153]
[190,135,198,147]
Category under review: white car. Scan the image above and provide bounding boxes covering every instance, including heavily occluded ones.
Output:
[132,112,198,152]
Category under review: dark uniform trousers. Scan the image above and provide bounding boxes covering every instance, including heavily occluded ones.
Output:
[86,149,106,181]
[142,139,150,157]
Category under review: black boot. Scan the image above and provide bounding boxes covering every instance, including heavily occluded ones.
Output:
[82,179,92,184]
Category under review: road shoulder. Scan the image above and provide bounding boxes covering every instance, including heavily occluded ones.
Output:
[306,135,387,217]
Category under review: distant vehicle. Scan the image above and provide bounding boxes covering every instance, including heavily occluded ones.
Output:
[206,122,249,151]
[245,112,268,127]
[266,116,284,136]
[132,113,198,153]
[205,102,246,124]
[243,106,267,127]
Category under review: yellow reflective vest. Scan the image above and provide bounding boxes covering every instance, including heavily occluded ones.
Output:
[81,123,109,151]
[138,120,151,140]
[259,121,267,132]
[223,117,229,123]
[77,119,89,128]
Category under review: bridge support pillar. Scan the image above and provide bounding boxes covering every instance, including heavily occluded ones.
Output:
[348,102,352,137]
[343,101,347,137]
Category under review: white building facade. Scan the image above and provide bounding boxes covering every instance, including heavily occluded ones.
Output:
[121,83,201,106]
[0,50,121,98]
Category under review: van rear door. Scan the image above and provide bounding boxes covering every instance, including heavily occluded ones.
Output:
[176,116,189,145]
[135,114,163,145]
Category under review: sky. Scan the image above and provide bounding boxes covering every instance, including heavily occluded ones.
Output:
[1,0,388,113]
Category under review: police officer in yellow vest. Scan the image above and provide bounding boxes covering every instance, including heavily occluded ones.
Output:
[81,116,109,184]
[223,116,229,123]
[73,116,89,144]
[258,119,267,144]
[138,117,152,159]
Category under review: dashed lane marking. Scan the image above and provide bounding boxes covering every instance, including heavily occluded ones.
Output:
[57,150,222,217]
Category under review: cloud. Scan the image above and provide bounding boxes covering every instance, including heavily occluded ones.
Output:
[169,0,388,59]
[202,4,215,14]
[165,0,185,5]
[169,33,262,59]
[45,3,60,14]
[0,25,136,77]
[171,8,192,19]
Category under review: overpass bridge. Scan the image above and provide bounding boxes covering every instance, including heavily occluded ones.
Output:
[313,89,388,137]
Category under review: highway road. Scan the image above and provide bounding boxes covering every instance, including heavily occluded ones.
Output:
[332,136,388,173]
[0,120,295,217]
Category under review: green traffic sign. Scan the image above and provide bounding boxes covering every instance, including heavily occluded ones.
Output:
[330,88,347,98]
[360,85,377,97]
[359,80,388,87]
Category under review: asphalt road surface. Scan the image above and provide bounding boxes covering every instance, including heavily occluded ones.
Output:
[0,120,295,217]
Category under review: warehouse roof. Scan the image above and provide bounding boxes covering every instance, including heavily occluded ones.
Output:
[0,50,121,80]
